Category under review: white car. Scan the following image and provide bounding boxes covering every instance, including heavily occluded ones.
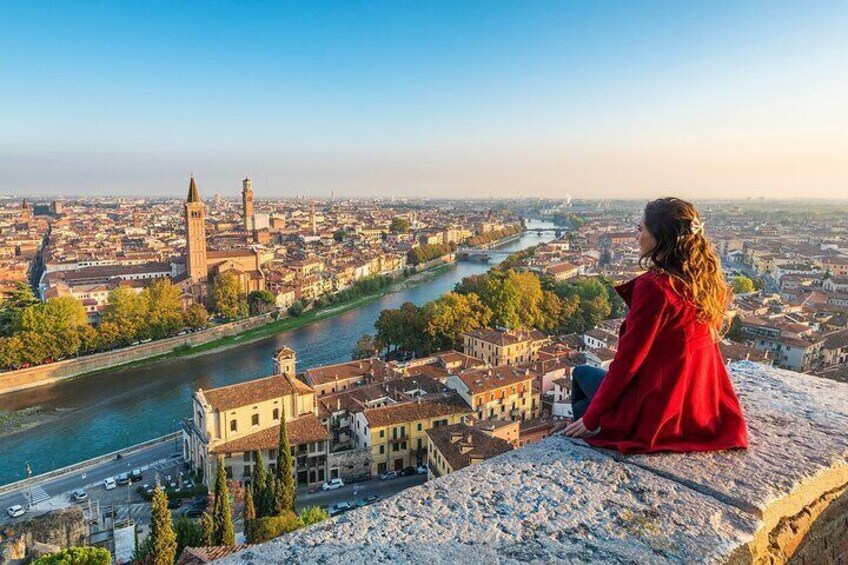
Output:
[7,505,25,518]
[329,502,352,516]
[104,477,117,490]
[416,466,427,475]
[321,478,344,491]
[379,471,399,481]
[71,489,88,502]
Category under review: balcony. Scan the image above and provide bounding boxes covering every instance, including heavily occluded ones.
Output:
[217,362,848,564]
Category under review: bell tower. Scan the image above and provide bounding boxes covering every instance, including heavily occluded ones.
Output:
[273,347,297,377]
[242,177,254,231]
[185,175,208,282]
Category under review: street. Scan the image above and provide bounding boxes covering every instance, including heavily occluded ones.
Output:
[1,435,427,531]
[0,440,178,527]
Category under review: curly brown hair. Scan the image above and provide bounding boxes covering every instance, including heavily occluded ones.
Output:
[640,197,733,340]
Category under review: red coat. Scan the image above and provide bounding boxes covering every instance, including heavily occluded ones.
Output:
[581,270,749,454]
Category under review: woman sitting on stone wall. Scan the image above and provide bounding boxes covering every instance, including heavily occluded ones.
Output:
[563,197,749,454]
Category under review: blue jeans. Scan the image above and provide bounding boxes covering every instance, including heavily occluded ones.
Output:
[571,364,607,421]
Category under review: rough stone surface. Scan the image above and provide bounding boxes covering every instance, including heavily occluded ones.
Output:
[217,362,848,565]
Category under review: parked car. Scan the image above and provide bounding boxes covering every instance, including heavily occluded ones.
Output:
[71,489,88,502]
[321,478,344,491]
[356,496,379,507]
[416,466,427,475]
[130,469,143,482]
[116,473,130,486]
[167,498,183,509]
[104,477,117,490]
[400,466,416,477]
[379,471,399,481]
[329,502,352,516]
[7,505,25,518]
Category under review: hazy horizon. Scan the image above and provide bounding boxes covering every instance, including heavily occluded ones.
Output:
[2,1,846,200]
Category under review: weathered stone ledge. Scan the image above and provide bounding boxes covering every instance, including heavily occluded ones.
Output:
[217,362,848,564]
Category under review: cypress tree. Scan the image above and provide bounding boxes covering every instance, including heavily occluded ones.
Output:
[149,486,177,565]
[200,509,214,545]
[275,407,296,512]
[212,460,235,546]
[243,485,256,543]
[251,451,268,518]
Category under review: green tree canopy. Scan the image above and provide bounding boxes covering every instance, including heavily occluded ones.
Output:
[144,279,185,338]
[275,408,295,514]
[390,217,411,233]
[212,272,247,320]
[32,546,111,565]
[422,292,492,351]
[14,296,88,335]
[248,290,276,315]
[184,303,209,329]
[102,287,148,344]
[732,275,755,294]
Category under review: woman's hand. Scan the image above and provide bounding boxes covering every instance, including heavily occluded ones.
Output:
[563,417,601,439]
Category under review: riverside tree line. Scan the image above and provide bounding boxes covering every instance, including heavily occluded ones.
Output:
[0,270,399,371]
[354,265,627,359]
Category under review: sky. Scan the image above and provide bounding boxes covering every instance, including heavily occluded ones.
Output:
[1,1,846,200]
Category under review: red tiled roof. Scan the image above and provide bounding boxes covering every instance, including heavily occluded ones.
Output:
[202,374,313,412]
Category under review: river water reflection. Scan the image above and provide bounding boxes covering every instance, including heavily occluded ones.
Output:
[0,221,558,485]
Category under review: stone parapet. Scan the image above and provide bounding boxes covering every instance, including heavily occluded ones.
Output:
[216,362,848,564]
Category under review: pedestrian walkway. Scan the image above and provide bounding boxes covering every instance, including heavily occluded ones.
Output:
[21,485,50,506]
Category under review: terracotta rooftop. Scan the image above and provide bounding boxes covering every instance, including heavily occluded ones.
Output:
[302,358,392,388]
[363,393,472,428]
[463,327,548,347]
[426,423,513,472]
[454,365,536,395]
[177,545,248,565]
[201,374,313,412]
[211,414,328,453]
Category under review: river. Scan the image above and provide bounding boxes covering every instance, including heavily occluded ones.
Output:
[0,221,558,486]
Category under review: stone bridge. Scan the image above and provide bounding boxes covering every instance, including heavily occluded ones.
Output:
[217,362,848,564]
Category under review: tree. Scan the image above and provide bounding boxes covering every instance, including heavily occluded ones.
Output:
[144,279,185,338]
[275,409,295,514]
[0,336,23,370]
[174,515,204,559]
[727,315,745,343]
[95,321,123,351]
[287,300,305,317]
[422,292,492,351]
[14,296,88,335]
[536,291,562,334]
[31,547,111,565]
[732,276,755,294]
[103,287,148,344]
[200,509,215,546]
[250,512,302,544]
[333,229,346,242]
[390,217,411,233]
[0,282,39,336]
[212,272,247,320]
[298,505,329,527]
[252,450,269,518]
[184,303,209,329]
[212,460,235,545]
[149,486,177,565]
[248,290,276,316]
[479,271,522,330]
[243,485,256,542]
[352,333,383,359]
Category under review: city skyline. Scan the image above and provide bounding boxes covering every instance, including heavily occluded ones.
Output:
[2,1,847,199]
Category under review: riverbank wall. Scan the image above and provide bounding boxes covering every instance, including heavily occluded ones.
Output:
[0,433,178,496]
[0,315,274,396]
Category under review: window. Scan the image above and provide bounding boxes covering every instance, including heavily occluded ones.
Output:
[417,423,422,431]
[251,414,260,426]
[243,452,252,462]
[273,408,280,420]
[379,429,385,438]
[230,419,237,432]
[379,446,385,455]
[417,438,422,450]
